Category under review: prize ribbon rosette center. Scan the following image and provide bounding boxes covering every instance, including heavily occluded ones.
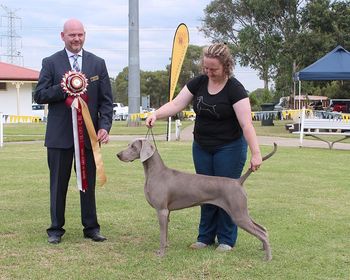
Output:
[61,71,88,96]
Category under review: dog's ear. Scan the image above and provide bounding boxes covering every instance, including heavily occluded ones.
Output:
[140,139,155,162]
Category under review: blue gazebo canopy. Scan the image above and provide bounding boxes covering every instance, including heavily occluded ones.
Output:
[295,45,350,81]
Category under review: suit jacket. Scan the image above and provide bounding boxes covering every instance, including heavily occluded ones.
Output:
[34,49,113,149]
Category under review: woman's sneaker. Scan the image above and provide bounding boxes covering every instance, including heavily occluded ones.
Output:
[189,241,208,249]
[215,244,233,252]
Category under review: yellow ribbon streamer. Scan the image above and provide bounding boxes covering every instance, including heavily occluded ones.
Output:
[79,97,107,187]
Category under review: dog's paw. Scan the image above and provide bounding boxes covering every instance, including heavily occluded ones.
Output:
[155,249,166,257]
[263,253,272,262]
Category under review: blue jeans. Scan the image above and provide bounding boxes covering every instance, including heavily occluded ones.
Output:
[192,137,247,247]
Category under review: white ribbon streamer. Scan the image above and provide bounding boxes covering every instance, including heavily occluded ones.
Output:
[71,99,83,192]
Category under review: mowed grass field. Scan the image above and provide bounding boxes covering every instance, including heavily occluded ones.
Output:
[0,122,349,279]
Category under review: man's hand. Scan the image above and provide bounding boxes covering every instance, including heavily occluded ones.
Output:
[97,129,109,144]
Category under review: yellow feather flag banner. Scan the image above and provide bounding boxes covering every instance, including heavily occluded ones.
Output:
[169,23,189,101]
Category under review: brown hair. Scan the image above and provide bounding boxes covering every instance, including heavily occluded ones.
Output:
[201,43,234,77]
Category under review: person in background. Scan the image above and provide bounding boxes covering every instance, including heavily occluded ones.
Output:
[145,43,262,252]
[34,18,113,244]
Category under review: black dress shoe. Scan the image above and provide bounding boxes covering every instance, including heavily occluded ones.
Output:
[48,236,61,244]
[84,232,107,242]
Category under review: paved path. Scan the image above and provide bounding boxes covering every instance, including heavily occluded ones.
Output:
[111,123,350,151]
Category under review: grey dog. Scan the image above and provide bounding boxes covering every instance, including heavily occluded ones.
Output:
[117,139,277,261]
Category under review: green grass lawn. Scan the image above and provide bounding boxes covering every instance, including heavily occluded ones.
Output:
[0,141,349,279]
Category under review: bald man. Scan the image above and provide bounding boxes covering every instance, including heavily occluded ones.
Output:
[34,19,113,244]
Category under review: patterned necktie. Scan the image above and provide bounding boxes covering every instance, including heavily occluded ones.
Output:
[72,54,80,72]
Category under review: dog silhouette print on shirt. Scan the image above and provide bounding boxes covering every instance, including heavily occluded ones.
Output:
[196,96,220,119]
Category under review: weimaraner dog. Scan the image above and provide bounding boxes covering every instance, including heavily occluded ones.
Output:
[117,139,277,261]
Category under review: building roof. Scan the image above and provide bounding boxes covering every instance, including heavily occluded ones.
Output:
[0,61,39,81]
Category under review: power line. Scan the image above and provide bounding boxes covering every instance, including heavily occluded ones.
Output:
[7,25,201,32]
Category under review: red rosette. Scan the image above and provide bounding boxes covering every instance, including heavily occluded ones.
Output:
[61,71,89,97]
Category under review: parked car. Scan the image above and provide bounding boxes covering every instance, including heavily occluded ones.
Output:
[31,103,47,121]
[113,103,128,121]
[329,99,350,113]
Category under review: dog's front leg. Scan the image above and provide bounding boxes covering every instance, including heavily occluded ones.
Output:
[156,208,169,257]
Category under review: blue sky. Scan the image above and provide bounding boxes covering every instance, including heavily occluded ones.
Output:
[0,0,263,91]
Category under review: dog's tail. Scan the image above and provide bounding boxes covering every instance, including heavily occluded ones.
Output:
[239,143,277,186]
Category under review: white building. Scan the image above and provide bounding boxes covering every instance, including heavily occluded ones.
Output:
[0,61,39,116]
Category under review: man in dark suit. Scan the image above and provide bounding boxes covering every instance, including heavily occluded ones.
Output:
[34,18,113,244]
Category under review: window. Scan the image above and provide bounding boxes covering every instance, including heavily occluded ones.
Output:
[0,82,6,91]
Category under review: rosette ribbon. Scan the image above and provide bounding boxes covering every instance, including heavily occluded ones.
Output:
[61,71,107,192]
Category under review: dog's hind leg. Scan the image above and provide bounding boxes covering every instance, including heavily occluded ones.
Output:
[235,218,272,261]
[251,220,269,251]
[156,209,170,257]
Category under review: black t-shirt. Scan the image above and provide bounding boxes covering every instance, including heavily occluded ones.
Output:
[187,74,248,149]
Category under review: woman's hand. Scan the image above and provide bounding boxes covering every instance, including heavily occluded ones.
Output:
[250,152,262,172]
[145,113,157,128]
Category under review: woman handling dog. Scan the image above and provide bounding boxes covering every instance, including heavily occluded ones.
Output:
[145,43,262,252]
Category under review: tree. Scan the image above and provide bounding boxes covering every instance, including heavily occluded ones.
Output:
[114,67,129,105]
[271,0,302,98]
[141,70,169,108]
[109,77,117,102]
[200,0,302,90]
[298,0,340,67]
[249,88,274,111]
